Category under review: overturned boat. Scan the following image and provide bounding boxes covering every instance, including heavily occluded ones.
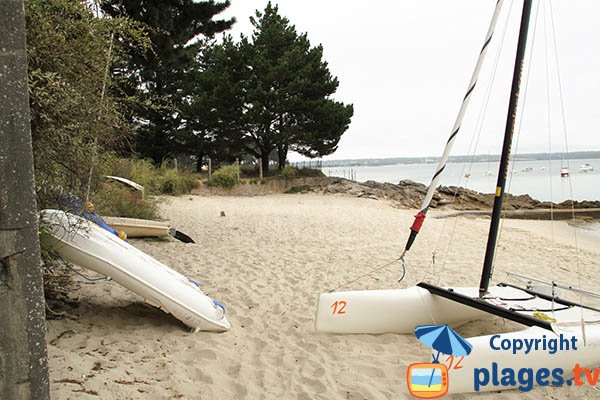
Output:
[41,209,229,332]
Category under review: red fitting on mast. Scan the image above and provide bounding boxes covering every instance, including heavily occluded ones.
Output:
[410,211,426,233]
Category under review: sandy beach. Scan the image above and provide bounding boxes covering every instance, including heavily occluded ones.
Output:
[46,193,600,399]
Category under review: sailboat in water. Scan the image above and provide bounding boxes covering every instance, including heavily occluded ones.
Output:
[315,0,600,393]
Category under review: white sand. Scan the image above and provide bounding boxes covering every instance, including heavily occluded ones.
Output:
[47,194,600,399]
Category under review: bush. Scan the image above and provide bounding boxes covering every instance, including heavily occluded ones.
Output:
[209,165,239,188]
[295,168,325,177]
[175,170,200,194]
[280,165,297,178]
[93,184,160,220]
[113,158,199,195]
[130,159,160,193]
[157,167,179,194]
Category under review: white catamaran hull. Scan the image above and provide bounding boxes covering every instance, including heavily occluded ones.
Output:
[41,210,229,332]
[318,286,600,393]
[444,324,600,393]
[315,286,490,334]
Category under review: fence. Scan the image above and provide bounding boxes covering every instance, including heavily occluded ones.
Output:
[291,159,323,170]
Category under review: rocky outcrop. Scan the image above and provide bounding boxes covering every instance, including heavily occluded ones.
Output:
[199,175,600,211]
[323,178,434,207]
[319,178,600,210]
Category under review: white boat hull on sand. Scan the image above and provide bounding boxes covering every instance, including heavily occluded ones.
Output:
[443,324,600,393]
[317,285,600,393]
[103,216,171,238]
[315,286,491,334]
[317,285,600,334]
[41,210,229,332]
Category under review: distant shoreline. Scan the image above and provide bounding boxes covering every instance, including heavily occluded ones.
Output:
[311,151,600,168]
[317,157,599,203]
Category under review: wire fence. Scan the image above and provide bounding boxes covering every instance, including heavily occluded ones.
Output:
[291,159,323,170]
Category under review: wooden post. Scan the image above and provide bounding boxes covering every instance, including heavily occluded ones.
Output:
[0,1,50,398]
[259,158,263,180]
[208,158,212,181]
[235,158,240,183]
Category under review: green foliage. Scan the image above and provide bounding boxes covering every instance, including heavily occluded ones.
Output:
[280,165,297,178]
[182,37,250,166]
[93,185,160,220]
[26,0,149,208]
[157,166,199,195]
[25,0,349,212]
[191,2,353,172]
[101,0,235,163]
[208,165,239,188]
[129,159,160,192]
[127,159,199,195]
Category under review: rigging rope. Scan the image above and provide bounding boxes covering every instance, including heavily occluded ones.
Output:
[428,0,516,286]
[58,257,110,282]
[542,0,556,245]
[401,0,506,259]
[328,257,406,292]
[547,0,586,344]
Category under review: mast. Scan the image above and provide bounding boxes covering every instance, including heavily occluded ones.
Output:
[479,0,534,297]
[402,0,505,257]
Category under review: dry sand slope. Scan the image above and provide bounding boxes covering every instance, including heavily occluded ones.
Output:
[47,194,600,399]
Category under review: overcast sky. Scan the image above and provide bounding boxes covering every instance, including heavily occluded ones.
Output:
[218,0,600,161]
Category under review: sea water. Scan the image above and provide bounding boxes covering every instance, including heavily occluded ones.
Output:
[325,158,600,202]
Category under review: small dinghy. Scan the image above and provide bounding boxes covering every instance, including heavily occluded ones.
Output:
[41,209,229,331]
[102,216,195,243]
[102,216,171,238]
[579,163,593,173]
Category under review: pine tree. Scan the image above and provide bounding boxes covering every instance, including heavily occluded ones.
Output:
[102,0,234,163]
[214,2,352,171]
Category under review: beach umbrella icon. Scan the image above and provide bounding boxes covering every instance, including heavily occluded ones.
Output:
[414,325,472,389]
[415,324,473,361]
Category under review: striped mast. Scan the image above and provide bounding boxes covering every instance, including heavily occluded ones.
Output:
[401,0,505,258]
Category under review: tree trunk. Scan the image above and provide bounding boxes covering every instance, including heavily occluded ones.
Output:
[0,1,50,398]
[277,144,288,170]
[260,153,270,176]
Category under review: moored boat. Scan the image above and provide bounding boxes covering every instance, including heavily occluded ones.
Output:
[580,163,593,173]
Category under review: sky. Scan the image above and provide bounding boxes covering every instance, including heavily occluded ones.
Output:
[217,0,600,161]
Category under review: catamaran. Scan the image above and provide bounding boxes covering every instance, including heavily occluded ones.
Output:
[315,0,600,393]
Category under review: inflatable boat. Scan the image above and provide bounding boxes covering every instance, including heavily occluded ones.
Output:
[41,209,229,332]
